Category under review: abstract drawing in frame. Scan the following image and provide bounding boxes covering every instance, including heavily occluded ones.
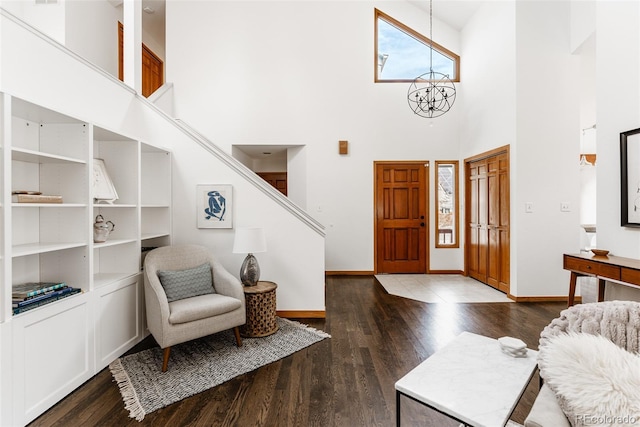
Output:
[197,184,233,229]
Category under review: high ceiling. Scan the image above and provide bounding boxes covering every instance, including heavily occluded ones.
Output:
[140,0,483,38]
[139,0,483,46]
[410,0,486,31]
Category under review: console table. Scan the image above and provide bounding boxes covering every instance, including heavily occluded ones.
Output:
[563,253,640,306]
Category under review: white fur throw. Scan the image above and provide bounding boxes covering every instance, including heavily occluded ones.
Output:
[537,332,640,427]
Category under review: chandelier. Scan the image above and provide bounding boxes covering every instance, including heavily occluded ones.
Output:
[407,0,456,118]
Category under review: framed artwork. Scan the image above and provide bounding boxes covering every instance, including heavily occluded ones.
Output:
[92,158,119,203]
[197,184,233,228]
[620,127,640,227]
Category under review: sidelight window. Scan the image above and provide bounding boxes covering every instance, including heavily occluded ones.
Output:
[435,161,459,248]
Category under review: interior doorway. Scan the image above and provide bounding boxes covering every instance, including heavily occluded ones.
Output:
[465,146,510,294]
[257,172,287,196]
[374,161,429,274]
[118,22,164,97]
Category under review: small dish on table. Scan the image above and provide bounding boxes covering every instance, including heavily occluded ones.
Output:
[591,249,609,257]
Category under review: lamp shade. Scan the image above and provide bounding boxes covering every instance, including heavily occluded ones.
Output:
[232,227,267,254]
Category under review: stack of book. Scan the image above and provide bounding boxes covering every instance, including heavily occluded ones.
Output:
[12,191,63,204]
[12,282,81,315]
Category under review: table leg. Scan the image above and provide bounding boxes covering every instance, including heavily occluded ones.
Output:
[568,272,578,307]
[396,390,401,426]
[598,278,606,302]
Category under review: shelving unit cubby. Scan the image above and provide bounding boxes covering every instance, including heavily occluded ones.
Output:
[0,93,172,426]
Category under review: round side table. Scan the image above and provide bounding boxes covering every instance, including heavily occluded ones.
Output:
[240,281,278,338]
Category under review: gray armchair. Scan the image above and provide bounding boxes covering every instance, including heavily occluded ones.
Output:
[143,245,246,372]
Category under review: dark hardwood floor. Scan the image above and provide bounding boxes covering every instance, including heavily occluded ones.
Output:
[28,276,565,427]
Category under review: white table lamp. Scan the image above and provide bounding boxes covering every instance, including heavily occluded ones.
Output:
[232,227,267,286]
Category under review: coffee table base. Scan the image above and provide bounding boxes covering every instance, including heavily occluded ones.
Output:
[397,390,476,426]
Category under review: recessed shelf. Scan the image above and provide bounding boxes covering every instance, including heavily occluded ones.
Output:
[12,242,87,257]
[12,290,85,318]
[12,147,86,164]
[141,233,170,240]
[13,203,87,208]
[93,272,139,288]
[93,238,138,249]
[93,204,137,208]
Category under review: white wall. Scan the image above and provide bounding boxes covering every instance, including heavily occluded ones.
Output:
[513,1,580,297]
[1,0,65,43]
[166,0,464,272]
[460,1,516,159]
[460,1,581,297]
[65,0,121,77]
[596,0,640,301]
[253,154,286,173]
[0,11,325,312]
[570,0,596,54]
[287,145,307,209]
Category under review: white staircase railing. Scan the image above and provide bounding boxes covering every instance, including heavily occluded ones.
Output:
[164,115,325,237]
[0,6,325,238]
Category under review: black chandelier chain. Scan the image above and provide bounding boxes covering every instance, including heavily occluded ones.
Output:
[407,0,456,119]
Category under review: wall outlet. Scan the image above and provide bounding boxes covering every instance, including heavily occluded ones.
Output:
[561,202,571,212]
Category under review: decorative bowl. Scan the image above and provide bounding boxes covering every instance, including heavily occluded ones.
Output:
[591,249,610,257]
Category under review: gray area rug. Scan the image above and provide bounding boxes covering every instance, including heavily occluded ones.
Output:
[109,318,330,421]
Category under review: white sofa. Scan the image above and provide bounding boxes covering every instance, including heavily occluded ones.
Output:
[525,301,640,427]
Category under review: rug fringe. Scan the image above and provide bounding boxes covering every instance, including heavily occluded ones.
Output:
[280,317,331,338]
[109,358,147,422]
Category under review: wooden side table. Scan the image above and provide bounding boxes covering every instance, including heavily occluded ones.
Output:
[240,281,278,338]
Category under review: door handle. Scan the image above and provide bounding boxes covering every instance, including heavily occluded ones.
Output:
[420,215,425,219]
[420,222,425,227]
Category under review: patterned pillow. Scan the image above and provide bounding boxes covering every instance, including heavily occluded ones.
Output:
[157,263,215,302]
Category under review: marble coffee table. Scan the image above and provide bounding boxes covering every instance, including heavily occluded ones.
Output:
[395,331,538,426]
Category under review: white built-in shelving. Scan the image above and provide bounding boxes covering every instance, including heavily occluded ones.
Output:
[0,93,172,426]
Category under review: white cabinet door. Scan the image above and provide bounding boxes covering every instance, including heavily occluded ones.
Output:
[95,275,142,371]
[12,294,92,425]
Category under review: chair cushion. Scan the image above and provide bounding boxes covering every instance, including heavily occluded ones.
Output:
[168,293,242,324]
[158,263,215,302]
[524,384,571,427]
[537,332,640,427]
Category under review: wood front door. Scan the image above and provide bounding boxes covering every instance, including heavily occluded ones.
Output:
[375,162,428,274]
[465,147,510,293]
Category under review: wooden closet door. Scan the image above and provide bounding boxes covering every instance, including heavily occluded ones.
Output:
[467,159,488,283]
[466,149,510,293]
[496,153,510,292]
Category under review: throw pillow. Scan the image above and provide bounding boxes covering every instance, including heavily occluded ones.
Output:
[157,263,215,302]
[537,332,640,427]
